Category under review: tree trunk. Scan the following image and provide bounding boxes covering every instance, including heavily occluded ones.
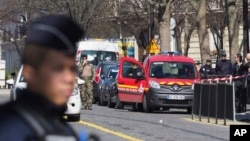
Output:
[184,2,190,56]
[197,0,211,64]
[158,1,171,52]
[175,27,182,54]
[227,0,238,61]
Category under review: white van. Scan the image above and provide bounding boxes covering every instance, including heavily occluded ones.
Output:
[76,40,119,66]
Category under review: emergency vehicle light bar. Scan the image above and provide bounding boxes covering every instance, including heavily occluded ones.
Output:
[161,51,180,56]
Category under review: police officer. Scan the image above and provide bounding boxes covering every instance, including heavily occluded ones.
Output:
[78,54,95,110]
[215,52,232,76]
[231,54,247,113]
[0,15,85,141]
[199,60,214,78]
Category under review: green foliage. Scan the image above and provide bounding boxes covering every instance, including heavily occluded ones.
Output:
[5,70,12,80]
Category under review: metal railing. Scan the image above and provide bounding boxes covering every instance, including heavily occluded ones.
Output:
[192,75,236,125]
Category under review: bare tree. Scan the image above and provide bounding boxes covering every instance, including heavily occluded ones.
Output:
[183,1,196,56]
[0,0,29,57]
[147,0,172,52]
[225,0,240,61]
[36,0,112,35]
[206,0,227,60]
[189,0,211,64]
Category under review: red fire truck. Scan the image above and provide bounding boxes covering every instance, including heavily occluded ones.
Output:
[117,52,201,113]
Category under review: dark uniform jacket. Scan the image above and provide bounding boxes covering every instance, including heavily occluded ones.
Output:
[215,60,232,76]
[232,63,246,77]
[0,89,78,141]
[199,65,214,77]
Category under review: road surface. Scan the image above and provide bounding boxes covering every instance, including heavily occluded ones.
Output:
[0,89,246,141]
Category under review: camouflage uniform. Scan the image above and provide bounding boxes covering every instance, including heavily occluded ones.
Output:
[78,62,95,109]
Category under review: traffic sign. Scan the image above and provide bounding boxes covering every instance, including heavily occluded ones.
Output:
[146,39,160,54]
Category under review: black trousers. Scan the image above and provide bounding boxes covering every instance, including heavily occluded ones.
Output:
[235,80,247,113]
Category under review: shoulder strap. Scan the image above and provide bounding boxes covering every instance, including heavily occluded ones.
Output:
[11,105,50,141]
[8,104,79,141]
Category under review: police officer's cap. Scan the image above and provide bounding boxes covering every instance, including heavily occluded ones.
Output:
[26,15,84,54]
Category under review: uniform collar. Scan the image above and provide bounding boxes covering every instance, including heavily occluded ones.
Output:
[16,89,67,118]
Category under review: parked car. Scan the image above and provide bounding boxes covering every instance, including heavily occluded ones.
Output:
[106,73,124,109]
[10,66,83,121]
[98,66,118,106]
[93,61,119,103]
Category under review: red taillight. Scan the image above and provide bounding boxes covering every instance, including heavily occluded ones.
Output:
[94,67,101,83]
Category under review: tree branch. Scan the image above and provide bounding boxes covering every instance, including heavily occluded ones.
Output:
[188,0,198,12]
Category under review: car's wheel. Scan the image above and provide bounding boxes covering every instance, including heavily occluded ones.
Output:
[98,89,107,106]
[67,114,80,122]
[143,95,153,113]
[187,108,192,114]
[137,103,143,112]
[115,96,124,109]
[107,94,115,108]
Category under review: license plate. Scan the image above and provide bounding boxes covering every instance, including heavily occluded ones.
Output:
[167,95,185,100]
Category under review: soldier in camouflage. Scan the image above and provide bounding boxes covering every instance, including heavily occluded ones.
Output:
[78,54,95,110]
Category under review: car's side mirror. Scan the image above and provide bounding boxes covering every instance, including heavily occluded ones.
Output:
[137,72,145,79]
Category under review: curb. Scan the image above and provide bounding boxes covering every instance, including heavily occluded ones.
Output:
[0,89,11,95]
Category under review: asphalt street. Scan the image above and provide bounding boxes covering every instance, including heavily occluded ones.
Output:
[0,89,242,141]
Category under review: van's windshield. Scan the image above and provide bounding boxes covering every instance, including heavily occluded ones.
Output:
[150,62,197,79]
[80,51,117,66]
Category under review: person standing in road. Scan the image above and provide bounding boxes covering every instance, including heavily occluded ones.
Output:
[199,60,214,78]
[215,52,232,76]
[79,54,95,110]
[0,15,85,141]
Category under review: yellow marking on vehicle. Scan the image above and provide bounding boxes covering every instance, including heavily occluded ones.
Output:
[159,82,166,84]
[176,82,184,85]
[118,84,138,89]
[167,82,184,85]
[167,82,174,85]
[185,82,192,85]
[79,120,144,141]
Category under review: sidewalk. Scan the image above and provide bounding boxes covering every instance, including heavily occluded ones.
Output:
[235,104,250,123]
[0,89,11,95]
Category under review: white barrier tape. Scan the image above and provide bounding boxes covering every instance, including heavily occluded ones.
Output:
[201,74,247,82]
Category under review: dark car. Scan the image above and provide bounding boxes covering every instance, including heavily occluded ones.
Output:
[93,61,119,103]
[106,73,123,109]
[98,66,118,106]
